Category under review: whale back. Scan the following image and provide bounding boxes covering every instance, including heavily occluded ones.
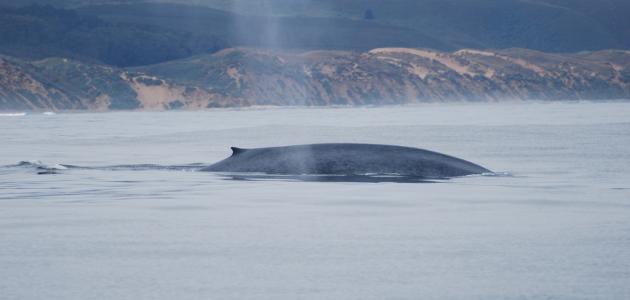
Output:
[203,143,490,179]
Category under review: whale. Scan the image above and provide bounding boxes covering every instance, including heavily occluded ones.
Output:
[201,143,491,180]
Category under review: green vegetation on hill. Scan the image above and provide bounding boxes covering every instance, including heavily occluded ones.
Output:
[0,54,143,110]
[0,4,226,67]
[30,58,140,109]
[78,3,450,52]
[76,1,629,53]
[2,0,629,68]
[2,1,629,111]
[132,48,630,105]
[2,48,630,111]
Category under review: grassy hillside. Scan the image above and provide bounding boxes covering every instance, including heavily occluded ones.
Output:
[77,3,451,51]
[132,48,630,105]
[0,4,226,67]
[0,55,139,110]
[2,0,628,58]
[76,1,629,53]
[3,48,629,111]
[231,0,626,51]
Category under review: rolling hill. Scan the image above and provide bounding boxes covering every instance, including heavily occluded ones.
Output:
[1,1,629,110]
[2,1,630,69]
[1,0,628,54]
[2,48,629,111]
[0,4,226,67]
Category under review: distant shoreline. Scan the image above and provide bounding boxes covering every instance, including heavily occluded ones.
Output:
[2,47,630,111]
[3,99,630,114]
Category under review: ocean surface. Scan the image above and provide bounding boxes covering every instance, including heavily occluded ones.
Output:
[1,102,630,299]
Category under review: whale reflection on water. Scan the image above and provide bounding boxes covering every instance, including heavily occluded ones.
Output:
[218,173,438,183]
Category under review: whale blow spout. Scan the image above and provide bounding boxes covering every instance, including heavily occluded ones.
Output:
[202,143,491,179]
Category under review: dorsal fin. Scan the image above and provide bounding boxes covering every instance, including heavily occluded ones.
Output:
[231,147,247,156]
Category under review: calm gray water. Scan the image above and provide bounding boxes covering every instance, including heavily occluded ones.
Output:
[1,102,630,299]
